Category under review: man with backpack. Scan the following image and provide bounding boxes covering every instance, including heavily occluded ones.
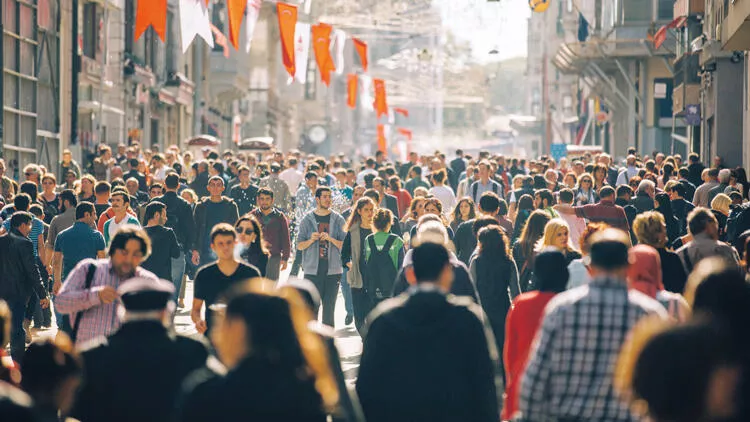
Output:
[470,161,503,204]
[363,209,404,306]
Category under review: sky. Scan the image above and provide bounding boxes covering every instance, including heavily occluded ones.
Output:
[437,0,530,62]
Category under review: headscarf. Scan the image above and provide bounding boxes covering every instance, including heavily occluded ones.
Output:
[628,244,664,298]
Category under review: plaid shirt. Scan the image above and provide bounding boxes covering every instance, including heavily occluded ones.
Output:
[517,277,667,422]
[54,259,158,346]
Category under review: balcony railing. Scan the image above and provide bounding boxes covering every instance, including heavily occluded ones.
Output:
[673,53,701,87]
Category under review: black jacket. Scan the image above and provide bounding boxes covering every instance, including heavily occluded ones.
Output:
[72,321,210,422]
[658,248,688,294]
[453,219,477,265]
[633,192,655,214]
[189,172,209,198]
[687,162,705,187]
[0,231,46,301]
[381,194,400,219]
[193,197,239,252]
[356,288,500,422]
[152,191,196,251]
[123,170,148,192]
[178,356,327,422]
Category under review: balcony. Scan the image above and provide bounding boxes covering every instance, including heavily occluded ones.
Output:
[209,49,251,102]
[674,0,704,18]
[673,53,701,86]
[723,0,750,50]
[673,83,700,114]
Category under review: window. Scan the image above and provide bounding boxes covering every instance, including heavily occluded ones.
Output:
[622,0,651,23]
[658,0,672,20]
[124,0,134,53]
[82,3,98,59]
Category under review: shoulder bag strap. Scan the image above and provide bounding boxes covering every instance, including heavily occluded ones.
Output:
[71,263,97,342]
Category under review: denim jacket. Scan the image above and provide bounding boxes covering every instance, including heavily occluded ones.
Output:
[297,210,346,275]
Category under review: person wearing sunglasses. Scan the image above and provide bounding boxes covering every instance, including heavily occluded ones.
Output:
[234,215,269,277]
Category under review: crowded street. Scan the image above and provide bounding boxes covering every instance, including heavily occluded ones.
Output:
[4,0,750,421]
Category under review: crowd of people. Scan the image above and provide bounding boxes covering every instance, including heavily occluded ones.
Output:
[0,141,750,421]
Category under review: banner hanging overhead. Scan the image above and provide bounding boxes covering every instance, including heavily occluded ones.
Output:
[352,38,368,72]
[377,124,387,154]
[179,0,214,52]
[245,0,262,52]
[227,0,247,49]
[333,29,347,76]
[373,78,388,118]
[277,2,298,78]
[347,74,358,109]
[135,0,168,42]
[312,23,335,86]
[293,22,311,84]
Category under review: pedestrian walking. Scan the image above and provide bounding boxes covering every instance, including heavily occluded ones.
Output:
[72,278,211,422]
[363,208,404,306]
[191,224,261,335]
[141,202,181,282]
[502,248,568,421]
[676,207,740,273]
[259,162,292,214]
[518,229,668,422]
[101,191,140,246]
[151,173,195,302]
[512,210,551,291]
[51,202,105,334]
[234,215,269,277]
[628,244,690,321]
[192,176,239,267]
[229,165,258,216]
[356,242,500,422]
[0,212,50,363]
[342,197,375,332]
[55,226,158,346]
[250,187,291,281]
[296,187,346,327]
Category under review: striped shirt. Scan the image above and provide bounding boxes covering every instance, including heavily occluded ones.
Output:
[54,259,158,345]
[518,277,667,422]
[3,217,45,256]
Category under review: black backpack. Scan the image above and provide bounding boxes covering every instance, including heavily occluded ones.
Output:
[364,235,399,302]
[726,203,750,247]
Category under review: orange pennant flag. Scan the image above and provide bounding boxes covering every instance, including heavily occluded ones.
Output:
[353,38,368,72]
[277,2,298,78]
[373,79,388,119]
[227,0,247,50]
[312,23,336,86]
[394,107,409,117]
[347,74,358,109]
[397,127,413,140]
[135,0,168,42]
[377,124,387,154]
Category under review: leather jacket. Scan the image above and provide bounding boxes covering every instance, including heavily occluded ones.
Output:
[0,230,47,300]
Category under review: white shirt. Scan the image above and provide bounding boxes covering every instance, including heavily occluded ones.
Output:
[152,166,168,182]
[429,185,456,215]
[356,168,378,186]
[279,168,304,193]
[107,214,134,245]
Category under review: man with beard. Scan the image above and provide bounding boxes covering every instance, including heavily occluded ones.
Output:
[192,176,239,268]
[55,227,158,346]
[101,191,140,247]
[250,188,291,281]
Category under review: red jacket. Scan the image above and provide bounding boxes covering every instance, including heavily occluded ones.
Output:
[502,291,558,421]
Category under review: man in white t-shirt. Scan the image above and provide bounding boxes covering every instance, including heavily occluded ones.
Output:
[151,154,169,184]
[279,157,304,193]
[356,157,379,186]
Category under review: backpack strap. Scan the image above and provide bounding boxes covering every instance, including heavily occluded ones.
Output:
[71,263,97,343]
[381,234,397,255]
[367,236,378,260]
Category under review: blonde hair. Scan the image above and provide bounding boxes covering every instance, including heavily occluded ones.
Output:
[536,218,577,254]
[633,211,667,249]
[711,193,731,215]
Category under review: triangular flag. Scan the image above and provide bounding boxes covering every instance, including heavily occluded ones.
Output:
[347,74,358,109]
[135,0,168,42]
[394,107,409,117]
[210,24,230,58]
[277,2,298,78]
[179,0,214,53]
[311,23,335,86]
[353,38,368,72]
[377,124,387,154]
[245,0,262,53]
[227,0,247,50]
[333,29,347,76]
[373,78,388,119]
[293,22,311,84]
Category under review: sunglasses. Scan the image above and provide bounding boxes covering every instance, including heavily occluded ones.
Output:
[236,228,254,235]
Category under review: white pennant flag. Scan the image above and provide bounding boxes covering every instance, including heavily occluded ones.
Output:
[179,0,214,53]
[333,29,347,76]
[360,75,374,112]
[292,22,311,85]
[245,0,262,53]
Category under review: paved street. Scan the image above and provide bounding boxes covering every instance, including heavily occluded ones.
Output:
[34,271,363,385]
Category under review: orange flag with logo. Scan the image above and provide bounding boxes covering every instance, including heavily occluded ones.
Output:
[353,38,368,72]
[227,0,247,49]
[277,2,298,78]
[347,74,358,109]
[377,124,387,154]
[135,0,168,42]
[312,23,335,86]
[373,79,388,119]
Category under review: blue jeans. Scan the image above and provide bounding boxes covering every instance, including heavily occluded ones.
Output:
[9,297,28,364]
[171,251,186,303]
[341,268,354,315]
